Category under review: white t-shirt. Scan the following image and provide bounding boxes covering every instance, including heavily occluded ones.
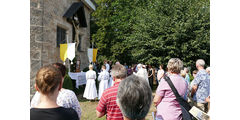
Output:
[157,69,164,81]
[98,70,110,81]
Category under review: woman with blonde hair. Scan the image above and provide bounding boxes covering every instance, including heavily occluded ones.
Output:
[83,64,98,100]
[153,58,187,120]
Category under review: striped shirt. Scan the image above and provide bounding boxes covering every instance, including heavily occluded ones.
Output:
[96,82,123,120]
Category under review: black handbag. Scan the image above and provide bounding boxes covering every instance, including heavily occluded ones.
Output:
[164,74,193,120]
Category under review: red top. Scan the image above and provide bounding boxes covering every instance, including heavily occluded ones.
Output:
[96,82,123,120]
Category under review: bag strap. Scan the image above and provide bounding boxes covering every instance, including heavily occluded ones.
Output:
[164,74,192,111]
[163,74,182,99]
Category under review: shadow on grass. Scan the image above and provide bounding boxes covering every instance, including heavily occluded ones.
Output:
[78,83,159,120]
[78,98,100,102]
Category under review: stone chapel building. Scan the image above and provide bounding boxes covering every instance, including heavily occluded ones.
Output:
[30,0,97,98]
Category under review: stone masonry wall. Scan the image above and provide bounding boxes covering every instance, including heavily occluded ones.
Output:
[30,0,44,98]
[30,0,92,99]
[78,5,91,70]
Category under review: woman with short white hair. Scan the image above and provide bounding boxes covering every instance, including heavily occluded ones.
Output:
[153,58,187,120]
[83,64,98,100]
[117,75,152,120]
[135,64,149,84]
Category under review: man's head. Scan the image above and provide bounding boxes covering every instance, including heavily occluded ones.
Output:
[117,75,152,120]
[196,59,205,70]
[110,64,127,81]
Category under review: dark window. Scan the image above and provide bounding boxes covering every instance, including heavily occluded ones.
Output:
[77,35,82,51]
[56,26,66,47]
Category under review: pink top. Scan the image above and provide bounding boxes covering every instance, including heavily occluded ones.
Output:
[156,74,187,120]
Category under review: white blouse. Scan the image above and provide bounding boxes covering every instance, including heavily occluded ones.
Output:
[86,70,96,80]
[98,70,110,81]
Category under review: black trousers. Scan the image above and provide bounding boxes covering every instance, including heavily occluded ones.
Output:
[149,77,153,89]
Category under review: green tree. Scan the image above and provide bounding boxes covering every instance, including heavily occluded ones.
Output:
[91,0,210,69]
[91,0,148,64]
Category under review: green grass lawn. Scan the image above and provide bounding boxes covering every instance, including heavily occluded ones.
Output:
[77,84,158,120]
[78,96,156,120]
[79,100,106,120]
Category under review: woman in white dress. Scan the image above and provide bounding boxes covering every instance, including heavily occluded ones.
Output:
[83,64,98,100]
[98,65,110,99]
[135,64,149,84]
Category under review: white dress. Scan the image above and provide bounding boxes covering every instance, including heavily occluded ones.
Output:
[98,70,110,99]
[83,70,98,100]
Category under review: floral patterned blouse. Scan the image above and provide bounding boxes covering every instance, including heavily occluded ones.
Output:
[193,69,210,103]
[31,88,81,119]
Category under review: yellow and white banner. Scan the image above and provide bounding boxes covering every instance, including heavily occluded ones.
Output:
[88,48,98,62]
[60,43,76,64]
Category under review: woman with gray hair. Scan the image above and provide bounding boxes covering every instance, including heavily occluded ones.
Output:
[117,75,152,120]
[153,58,187,120]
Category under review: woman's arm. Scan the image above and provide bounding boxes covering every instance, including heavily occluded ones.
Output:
[157,70,161,80]
[148,69,153,77]
[71,92,82,120]
[191,85,198,97]
[86,72,89,80]
[153,94,163,107]
[96,110,106,118]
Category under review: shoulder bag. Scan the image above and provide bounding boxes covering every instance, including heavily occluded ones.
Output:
[164,74,193,120]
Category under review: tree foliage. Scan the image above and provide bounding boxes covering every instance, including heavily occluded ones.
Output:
[91,0,210,69]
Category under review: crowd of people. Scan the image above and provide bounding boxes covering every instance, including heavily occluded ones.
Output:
[30,58,210,120]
